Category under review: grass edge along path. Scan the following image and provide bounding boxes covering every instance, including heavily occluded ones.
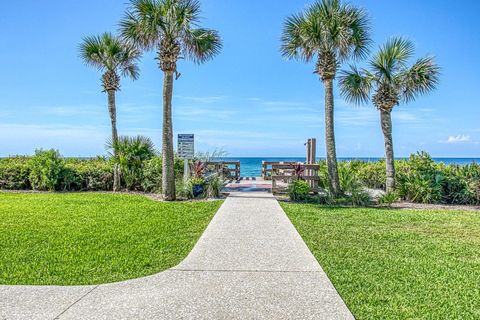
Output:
[281,203,480,319]
[0,192,222,285]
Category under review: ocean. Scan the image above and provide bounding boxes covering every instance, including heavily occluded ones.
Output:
[223,157,480,177]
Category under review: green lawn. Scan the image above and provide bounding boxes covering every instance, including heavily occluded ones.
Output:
[281,203,480,319]
[0,192,222,285]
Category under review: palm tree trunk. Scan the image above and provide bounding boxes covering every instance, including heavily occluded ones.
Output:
[380,109,395,193]
[324,78,341,196]
[162,71,176,200]
[107,90,121,192]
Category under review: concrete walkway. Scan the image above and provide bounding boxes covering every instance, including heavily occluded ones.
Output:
[1,192,353,320]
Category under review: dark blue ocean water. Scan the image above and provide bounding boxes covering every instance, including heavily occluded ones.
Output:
[223,157,480,177]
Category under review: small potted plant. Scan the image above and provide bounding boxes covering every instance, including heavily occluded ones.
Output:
[191,160,206,197]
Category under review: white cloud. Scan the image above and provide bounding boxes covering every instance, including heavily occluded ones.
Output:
[444,134,471,144]
[175,95,228,104]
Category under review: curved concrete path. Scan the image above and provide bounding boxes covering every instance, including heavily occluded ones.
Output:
[1,192,353,320]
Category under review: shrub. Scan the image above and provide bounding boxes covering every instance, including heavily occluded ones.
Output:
[63,158,113,191]
[357,160,386,189]
[28,149,65,191]
[110,136,157,190]
[379,192,399,207]
[176,178,193,199]
[288,179,311,201]
[141,156,163,193]
[205,175,223,198]
[0,157,30,190]
[317,160,329,189]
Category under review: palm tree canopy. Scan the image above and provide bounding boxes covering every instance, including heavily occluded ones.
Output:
[119,0,222,66]
[80,32,141,80]
[339,36,440,110]
[281,0,370,71]
[107,135,157,163]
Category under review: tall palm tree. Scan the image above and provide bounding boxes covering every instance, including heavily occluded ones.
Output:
[281,0,370,196]
[80,32,141,191]
[120,0,222,201]
[339,37,440,192]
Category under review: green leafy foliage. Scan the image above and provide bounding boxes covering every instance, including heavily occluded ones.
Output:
[176,178,194,199]
[28,149,65,191]
[318,152,480,205]
[205,175,224,198]
[320,160,372,206]
[0,148,186,193]
[141,156,163,193]
[108,136,157,190]
[0,157,31,190]
[63,158,113,191]
[357,160,386,190]
[288,179,311,201]
[378,192,399,207]
[142,156,185,193]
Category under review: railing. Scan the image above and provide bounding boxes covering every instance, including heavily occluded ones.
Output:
[261,161,298,180]
[205,161,240,180]
[271,163,320,193]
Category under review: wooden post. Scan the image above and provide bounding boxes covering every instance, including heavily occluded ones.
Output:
[306,138,317,190]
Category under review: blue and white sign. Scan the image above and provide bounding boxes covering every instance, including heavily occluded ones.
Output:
[178,134,194,160]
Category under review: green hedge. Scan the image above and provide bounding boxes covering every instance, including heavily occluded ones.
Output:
[0,149,184,193]
[320,152,480,205]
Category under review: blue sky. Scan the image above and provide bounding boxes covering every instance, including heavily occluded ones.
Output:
[1,0,479,157]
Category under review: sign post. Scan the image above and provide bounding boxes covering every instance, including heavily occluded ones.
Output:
[178,134,195,181]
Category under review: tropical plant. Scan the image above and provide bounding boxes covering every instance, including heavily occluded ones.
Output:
[28,149,65,191]
[292,162,305,179]
[192,160,205,178]
[378,192,399,207]
[176,178,194,199]
[281,0,371,196]
[288,179,311,201]
[141,156,163,193]
[205,175,223,198]
[339,37,440,193]
[120,0,222,200]
[80,32,141,191]
[107,136,156,190]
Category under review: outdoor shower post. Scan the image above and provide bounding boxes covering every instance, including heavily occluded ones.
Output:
[306,138,317,187]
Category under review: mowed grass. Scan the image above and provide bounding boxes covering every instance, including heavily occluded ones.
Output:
[281,203,480,319]
[0,192,222,285]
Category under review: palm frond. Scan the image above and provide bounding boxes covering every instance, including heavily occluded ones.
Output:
[80,34,107,70]
[120,0,221,65]
[80,32,141,83]
[344,5,371,61]
[119,0,163,50]
[371,37,415,81]
[183,28,222,63]
[339,65,372,105]
[281,0,371,72]
[280,13,312,61]
[107,135,157,161]
[401,56,440,102]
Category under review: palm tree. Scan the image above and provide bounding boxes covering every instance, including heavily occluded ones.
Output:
[281,0,370,196]
[107,135,157,190]
[339,37,440,192]
[120,0,222,201]
[80,32,141,191]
